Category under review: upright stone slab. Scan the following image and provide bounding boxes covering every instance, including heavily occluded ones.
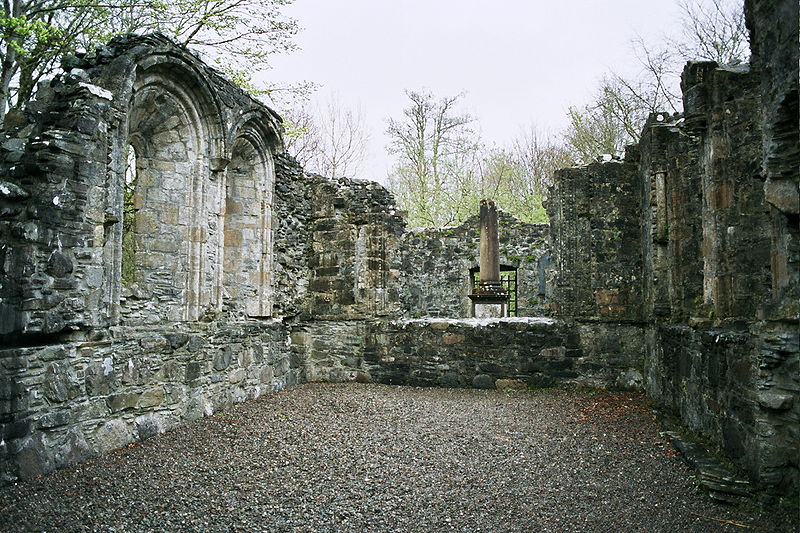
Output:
[469,199,509,318]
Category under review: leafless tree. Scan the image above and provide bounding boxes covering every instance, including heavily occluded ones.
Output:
[672,0,749,65]
[283,95,369,180]
[563,0,749,161]
[281,105,321,168]
[308,96,369,179]
[512,125,572,193]
[387,90,478,228]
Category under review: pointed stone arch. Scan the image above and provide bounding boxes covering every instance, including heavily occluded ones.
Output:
[106,53,228,324]
[221,112,280,317]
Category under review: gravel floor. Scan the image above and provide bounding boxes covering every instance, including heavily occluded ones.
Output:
[0,383,796,532]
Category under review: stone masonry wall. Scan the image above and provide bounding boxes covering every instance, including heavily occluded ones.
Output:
[0,320,300,482]
[305,175,405,321]
[0,35,312,484]
[546,0,798,495]
[0,34,291,336]
[299,317,645,390]
[546,157,644,322]
[399,213,551,318]
[640,50,797,495]
[271,153,313,319]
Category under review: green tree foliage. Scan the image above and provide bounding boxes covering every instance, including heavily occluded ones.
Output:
[563,0,749,162]
[0,0,299,126]
[387,90,476,228]
[387,91,569,228]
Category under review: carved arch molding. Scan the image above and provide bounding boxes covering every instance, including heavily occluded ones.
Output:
[105,53,278,324]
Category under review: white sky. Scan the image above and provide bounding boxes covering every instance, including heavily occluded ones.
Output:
[265,0,687,185]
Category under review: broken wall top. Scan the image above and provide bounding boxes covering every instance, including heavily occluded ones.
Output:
[0,34,287,340]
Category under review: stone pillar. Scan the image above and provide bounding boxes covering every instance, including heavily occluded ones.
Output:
[469,199,509,318]
[479,199,500,283]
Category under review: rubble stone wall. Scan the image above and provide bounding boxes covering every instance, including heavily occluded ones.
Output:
[0,320,300,481]
[297,317,645,390]
[546,157,644,322]
[0,34,311,483]
[304,176,405,321]
[545,0,798,494]
[399,214,551,318]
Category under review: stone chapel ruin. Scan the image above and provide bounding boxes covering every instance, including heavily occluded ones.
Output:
[0,0,797,499]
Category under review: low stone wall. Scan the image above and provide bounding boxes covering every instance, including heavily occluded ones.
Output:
[572,322,647,389]
[369,318,574,388]
[301,318,645,391]
[645,322,799,495]
[399,214,550,318]
[0,320,300,483]
[294,320,372,383]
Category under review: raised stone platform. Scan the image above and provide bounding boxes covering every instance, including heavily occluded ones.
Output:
[299,317,645,391]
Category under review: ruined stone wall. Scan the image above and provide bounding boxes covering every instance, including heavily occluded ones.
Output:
[546,158,644,322]
[399,213,551,318]
[1,0,796,499]
[0,34,312,483]
[298,317,644,390]
[546,0,798,495]
[0,34,296,337]
[271,153,313,318]
[0,322,299,482]
[641,24,797,493]
[366,319,644,390]
[305,176,405,321]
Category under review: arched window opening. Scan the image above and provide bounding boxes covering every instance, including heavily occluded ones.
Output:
[122,144,138,286]
[121,79,206,323]
[223,134,274,318]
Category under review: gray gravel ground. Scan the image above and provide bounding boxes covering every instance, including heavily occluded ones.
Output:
[1,383,797,532]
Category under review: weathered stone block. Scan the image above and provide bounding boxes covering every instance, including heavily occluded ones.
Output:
[85,361,115,396]
[138,387,165,408]
[757,391,793,411]
[213,346,232,371]
[185,362,202,382]
[55,428,93,467]
[134,414,164,440]
[164,333,189,350]
[46,251,73,277]
[472,374,494,389]
[228,369,246,384]
[496,379,527,391]
[439,372,464,388]
[274,357,290,377]
[38,410,70,428]
[259,366,274,384]
[44,362,76,403]
[95,419,132,453]
[16,434,52,480]
[106,392,139,412]
[139,334,168,351]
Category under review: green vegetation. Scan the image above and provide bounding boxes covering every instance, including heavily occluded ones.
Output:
[386,91,566,228]
[0,0,300,126]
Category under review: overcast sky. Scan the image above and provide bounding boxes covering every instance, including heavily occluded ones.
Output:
[265,0,689,184]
